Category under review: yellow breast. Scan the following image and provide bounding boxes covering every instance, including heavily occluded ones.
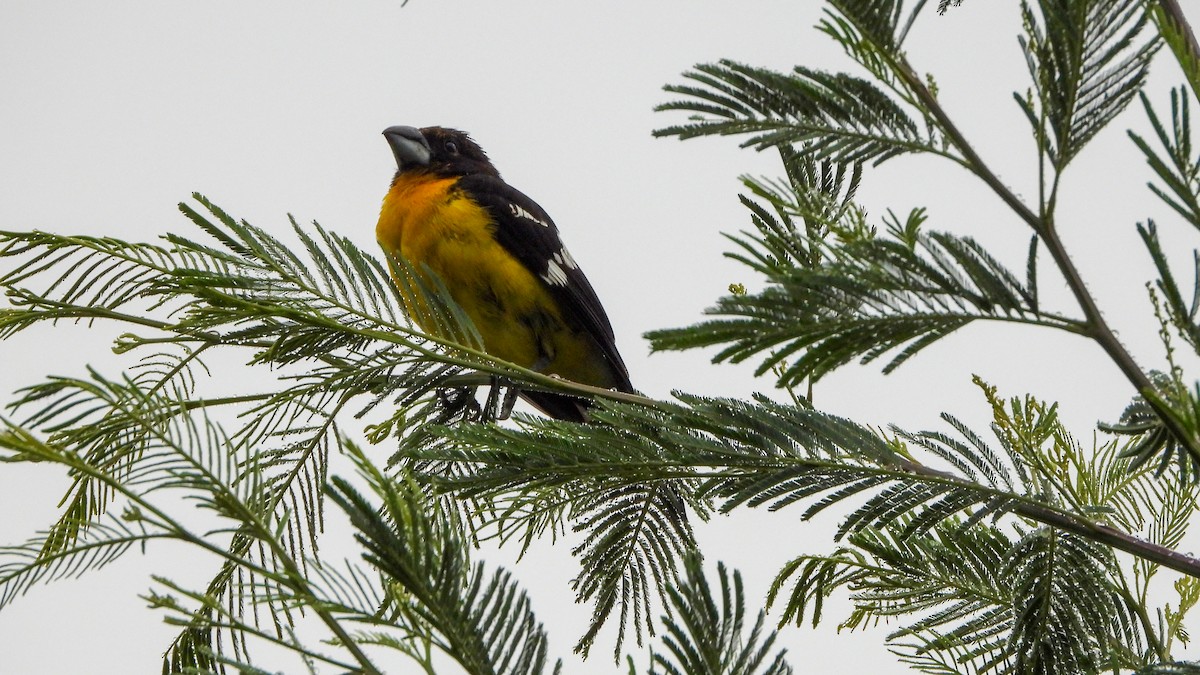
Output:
[376,174,561,371]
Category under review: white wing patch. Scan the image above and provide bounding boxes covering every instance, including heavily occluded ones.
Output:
[543,259,569,286]
[541,246,578,286]
[556,246,578,270]
[510,203,551,228]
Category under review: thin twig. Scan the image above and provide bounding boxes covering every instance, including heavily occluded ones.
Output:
[890,49,1200,461]
[1157,0,1200,101]
[893,457,1200,578]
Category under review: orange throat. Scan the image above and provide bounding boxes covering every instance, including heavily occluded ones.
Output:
[376,172,461,255]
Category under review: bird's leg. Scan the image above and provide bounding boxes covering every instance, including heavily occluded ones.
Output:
[482,379,504,422]
[480,378,519,421]
[497,385,519,420]
[487,355,552,421]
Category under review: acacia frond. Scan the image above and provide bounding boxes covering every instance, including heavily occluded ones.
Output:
[149,570,373,675]
[826,1,905,52]
[762,379,1176,673]
[1102,368,1200,479]
[424,385,1086,532]
[151,440,547,675]
[655,59,945,166]
[1068,415,1199,556]
[937,1,965,14]
[1151,1,1200,104]
[164,196,414,363]
[410,409,696,659]
[409,377,1189,670]
[571,481,691,658]
[328,443,558,675]
[0,386,319,672]
[649,553,793,675]
[737,144,864,274]
[1131,89,1200,230]
[0,505,157,611]
[0,196,509,668]
[406,389,1070,642]
[1140,220,1200,355]
[1017,0,1160,169]
[648,210,1079,386]
[774,518,1144,675]
[890,633,987,675]
[2,362,344,631]
[846,521,1015,669]
[1005,528,1139,673]
[0,229,193,338]
[818,2,907,90]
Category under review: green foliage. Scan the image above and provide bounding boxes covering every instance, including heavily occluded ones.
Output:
[773,519,1144,675]
[1016,0,1160,170]
[1004,528,1136,673]
[654,1,957,174]
[0,373,371,673]
[327,444,559,675]
[1102,368,1200,477]
[5,2,1200,674]
[1151,2,1200,104]
[649,554,793,675]
[767,395,1200,674]
[409,408,698,658]
[1131,89,1200,229]
[1,197,479,669]
[654,58,943,166]
[646,206,1074,386]
[0,198,699,671]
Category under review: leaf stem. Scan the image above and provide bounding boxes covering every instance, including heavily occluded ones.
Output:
[1117,578,1169,661]
[894,457,1200,579]
[5,409,385,674]
[893,51,1200,460]
[439,370,672,413]
[1155,0,1200,102]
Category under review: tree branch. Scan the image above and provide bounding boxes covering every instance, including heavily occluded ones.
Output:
[889,49,1200,463]
[1155,0,1200,102]
[896,457,1200,579]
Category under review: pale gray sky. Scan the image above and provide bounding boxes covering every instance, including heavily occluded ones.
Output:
[2,1,1199,672]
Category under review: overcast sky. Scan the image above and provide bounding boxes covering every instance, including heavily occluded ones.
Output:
[3,1,1200,672]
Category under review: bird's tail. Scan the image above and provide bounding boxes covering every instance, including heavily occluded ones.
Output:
[519,390,590,423]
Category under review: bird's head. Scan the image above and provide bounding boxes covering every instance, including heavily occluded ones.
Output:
[382,126,499,178]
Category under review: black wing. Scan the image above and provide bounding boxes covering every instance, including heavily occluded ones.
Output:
[456,173,633,394]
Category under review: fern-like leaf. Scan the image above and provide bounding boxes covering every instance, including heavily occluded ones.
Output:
[1101,368,1200,478]
[1005,527,1136,673]
[774,518,1144,675]
[648,218,1081,386]
[655,60,944,166]
[649,553,793,675]
[1130,89,1200,230]
[1017,0,1160,169]
[0,197,515,669]
[328,444,558,675]
[414,410,696,659]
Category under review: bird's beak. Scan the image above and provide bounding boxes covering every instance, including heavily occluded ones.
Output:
[383,126,431,170]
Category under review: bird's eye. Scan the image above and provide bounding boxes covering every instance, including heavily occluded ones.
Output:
[445,140,459,155]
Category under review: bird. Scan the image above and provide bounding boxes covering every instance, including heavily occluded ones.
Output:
[376,125,633,422]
